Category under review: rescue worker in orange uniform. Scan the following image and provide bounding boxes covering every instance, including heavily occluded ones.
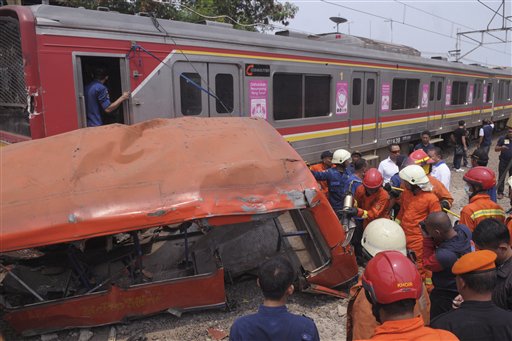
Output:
[406,149,454,210]
[361,251,458,340]
[346,219,431,341]
[460,166,506,231]
[504,175,512,243]
[396,165,441,285]
[309,150,333,197]
[352,168,390,229]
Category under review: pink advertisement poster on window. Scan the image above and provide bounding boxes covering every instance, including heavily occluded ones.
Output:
[381,83,390,112]
[445,84,452,105]
[336,82,349,115]
[483,85,488,102]
[249,80,268,119]
[421,84,429,108]
[468,85,474,104]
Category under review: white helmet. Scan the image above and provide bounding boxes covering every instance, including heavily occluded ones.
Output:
[399,165,432,191]
[332,149,351,165]
[361,218,407,257]
[508,175,512,188]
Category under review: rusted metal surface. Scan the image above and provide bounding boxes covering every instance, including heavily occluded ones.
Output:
[0,117,357,335]
[1,117,315,252]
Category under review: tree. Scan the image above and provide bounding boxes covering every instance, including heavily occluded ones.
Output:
[56,0,297,31]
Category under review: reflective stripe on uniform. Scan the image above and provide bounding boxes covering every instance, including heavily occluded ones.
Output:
[470,209,506,220]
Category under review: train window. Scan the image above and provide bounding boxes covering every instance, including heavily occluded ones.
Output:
[366,78,375,105]
[392,78,419,110]
[180,73,202,115]
[273,73,302,120]
[353,78,361,106]
[486,83,493,102]
[215,74,234,113]
[450,81,468,105]
[429,81,435,101]
[305,75,330,117]
[437,81,442,101]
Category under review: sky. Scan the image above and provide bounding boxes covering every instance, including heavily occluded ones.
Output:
[281,0,511,68]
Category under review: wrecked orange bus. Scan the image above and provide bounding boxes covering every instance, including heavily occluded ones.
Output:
[0,117,358,335]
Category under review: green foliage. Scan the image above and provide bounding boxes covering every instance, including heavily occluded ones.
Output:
[55,0,297,31]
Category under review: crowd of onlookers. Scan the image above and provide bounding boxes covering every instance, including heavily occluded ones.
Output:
[229,120,512,340]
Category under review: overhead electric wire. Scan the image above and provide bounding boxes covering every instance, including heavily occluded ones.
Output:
[319,0,512,58]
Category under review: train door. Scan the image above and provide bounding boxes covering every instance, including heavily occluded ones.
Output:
[473,80,484,122]
[174,62,240,117]
[74,55,130,128]
[350,71,378,148]
[427,77,444,130]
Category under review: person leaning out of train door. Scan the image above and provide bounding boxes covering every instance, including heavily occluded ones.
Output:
[346,219,431,341]
[460,167,506,232]
[378,144,401,184]
[421,212,473,320]
[470,148,497,202]
[311,149,351,212]
[361,251,458,341]
[478,119,494,157]
[451,120,468,172]
[309,150,333,198]
[414,130,435,154]
[406,149,453,210]
[85,67,130,127]
[396,165,441,288]
[495,127,512,199]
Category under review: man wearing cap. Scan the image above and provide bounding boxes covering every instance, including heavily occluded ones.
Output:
[422,212,473,319]
[431,250,512,340]
[310,151,333,197]
[470,148,497,202]
[473,219,512,310]
[378,144,400,184]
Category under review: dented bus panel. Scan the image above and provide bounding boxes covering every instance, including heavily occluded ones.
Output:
[0,117,357,335]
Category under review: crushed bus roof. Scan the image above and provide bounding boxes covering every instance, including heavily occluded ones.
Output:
[1,117,317,252]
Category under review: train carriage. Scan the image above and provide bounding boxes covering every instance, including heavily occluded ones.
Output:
[0,4,511,162]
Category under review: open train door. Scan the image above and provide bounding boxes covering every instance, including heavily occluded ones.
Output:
[349,71,378,148]
[427,76,444,131]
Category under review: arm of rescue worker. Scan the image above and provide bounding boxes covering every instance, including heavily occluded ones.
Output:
[423,237,444,272]
[431,177,454,207]
[459,208,473,231]
[429,196,442,213]
[311,170,330,181]
[357,190,388,221]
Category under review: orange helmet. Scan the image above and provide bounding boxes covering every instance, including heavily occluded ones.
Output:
[409,149,435,166]
[362,250,422,305]
[463,166,496,190]
[363,168,383,189]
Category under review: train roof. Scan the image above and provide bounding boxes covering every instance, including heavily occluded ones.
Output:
[0,117,316,252]
[11,5,511,78]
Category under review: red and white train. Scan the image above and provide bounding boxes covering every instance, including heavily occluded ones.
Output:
[1,4,511,161]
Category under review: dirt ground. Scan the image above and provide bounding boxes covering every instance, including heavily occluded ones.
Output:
[16,134,511,341]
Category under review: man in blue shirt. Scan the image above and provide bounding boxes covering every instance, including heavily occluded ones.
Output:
[478,119,494,157]
[230,257,320,341]
[312,149,352,211]
[414,130,435,154]
[495,128,512,199]
[85,67,130,127]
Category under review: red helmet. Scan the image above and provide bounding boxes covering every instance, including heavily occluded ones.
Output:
[361,250,422,305]
[408,149,435,166]
[463,166,496,190]
[363,168,383,189]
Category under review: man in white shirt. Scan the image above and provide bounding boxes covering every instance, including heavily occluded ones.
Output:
[378,144,400,184]
[428,147,451,190]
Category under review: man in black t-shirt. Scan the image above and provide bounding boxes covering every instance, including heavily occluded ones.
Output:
[495,128,512,199]
[451,120,468,172]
